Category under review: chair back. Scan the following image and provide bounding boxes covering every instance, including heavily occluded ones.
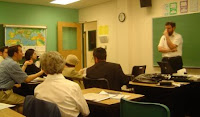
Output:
[120,98,170,117]
[23,95,61,117]
[132,65,146,77]
[83,77,110,89]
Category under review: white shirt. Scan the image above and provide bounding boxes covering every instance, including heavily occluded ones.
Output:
[158,32,183,57]
[0,56,4,64]
[34,74,90,117]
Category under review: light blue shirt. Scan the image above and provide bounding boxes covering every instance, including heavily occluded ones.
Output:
[0,57,27,89]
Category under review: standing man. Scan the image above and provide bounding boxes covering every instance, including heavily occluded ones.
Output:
[0,46,8,63]
[86,47,130,91]
[158,22,183,72]
[0,45,44,113]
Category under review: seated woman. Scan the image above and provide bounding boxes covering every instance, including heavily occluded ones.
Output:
[62,54,85,89]
[24,49,42,75]
[34,51,89,117]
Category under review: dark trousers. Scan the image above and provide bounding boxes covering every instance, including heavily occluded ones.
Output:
[162,56,183,72]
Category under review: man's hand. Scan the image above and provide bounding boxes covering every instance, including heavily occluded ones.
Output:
[170,48,177,52]
[14,84,21,88]
[163,29,169,38]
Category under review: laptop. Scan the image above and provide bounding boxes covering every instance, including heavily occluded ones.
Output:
[157,62,175,74]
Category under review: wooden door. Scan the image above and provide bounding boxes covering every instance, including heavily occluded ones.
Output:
[58,22,82,70]
[84,21,97,67]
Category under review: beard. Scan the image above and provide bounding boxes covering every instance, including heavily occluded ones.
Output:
[168,31,173,36]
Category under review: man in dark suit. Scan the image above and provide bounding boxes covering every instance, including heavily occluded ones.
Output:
[86,47,130,91]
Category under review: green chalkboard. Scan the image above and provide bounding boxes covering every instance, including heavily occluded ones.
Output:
[153,13,200,68]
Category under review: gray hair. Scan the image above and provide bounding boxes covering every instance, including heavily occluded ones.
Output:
[40,51,65,74]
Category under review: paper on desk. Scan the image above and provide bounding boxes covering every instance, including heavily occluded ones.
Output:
[84,93,112,102]
[188,75,200,81]
[99,90,130,100]
[0,103,15,110]
[111,94,130,99]
[31,77,45,83]
[172,82,181,87]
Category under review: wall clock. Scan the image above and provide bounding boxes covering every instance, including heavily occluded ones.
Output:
[118,12,126,22]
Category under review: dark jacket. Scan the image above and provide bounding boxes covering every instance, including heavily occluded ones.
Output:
[23,95,61,117]
[86,61,130,91]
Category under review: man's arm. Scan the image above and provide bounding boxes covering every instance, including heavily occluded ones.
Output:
[24,70,44,83]
[158,46,177,53]
[117,65,130,86]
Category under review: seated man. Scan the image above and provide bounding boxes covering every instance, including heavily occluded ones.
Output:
[13,48,46,96]
[0,45,44,113]
[34,51,89,117]
[86,47,130,91]
[0,46,8,63]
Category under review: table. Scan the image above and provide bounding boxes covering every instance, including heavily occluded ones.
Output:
[129,81,190,117]
[82,88,144,117]
[13,77,44,96]
[129,81,189,88]
[0,108,25,117]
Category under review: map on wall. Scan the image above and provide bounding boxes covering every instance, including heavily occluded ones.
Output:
[4,25,47,55]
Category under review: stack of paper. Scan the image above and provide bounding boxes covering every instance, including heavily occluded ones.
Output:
[0,103,15,110]
[84,90,130,102]
[84,93,112,102]
[188,75,200,81]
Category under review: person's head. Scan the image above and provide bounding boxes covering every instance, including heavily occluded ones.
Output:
[93,47,107,63]
[0,46,8,59]
[25,49,37,61]
[165,22,176,36]
[65,54,79,67]
[40,51,65,75]
[8,45,23,61]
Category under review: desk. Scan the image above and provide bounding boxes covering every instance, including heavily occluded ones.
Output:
[13,78,44,96]
[129,81,189,88]
[0,108,25,117]
[129,81,191,117]
[82,88,144,117]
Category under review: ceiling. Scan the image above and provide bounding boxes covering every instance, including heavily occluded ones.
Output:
[0,0,112,9]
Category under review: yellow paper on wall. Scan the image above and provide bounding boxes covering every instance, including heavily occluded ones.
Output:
[98,25,109,35]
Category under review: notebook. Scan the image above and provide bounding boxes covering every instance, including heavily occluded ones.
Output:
[157,62,175,74]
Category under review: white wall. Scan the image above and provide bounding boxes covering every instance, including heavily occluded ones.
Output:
[79,0,200,74]
[79,0,117,62]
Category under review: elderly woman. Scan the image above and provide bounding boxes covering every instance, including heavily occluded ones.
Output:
[62,54,85,89]
[34,51,89,117]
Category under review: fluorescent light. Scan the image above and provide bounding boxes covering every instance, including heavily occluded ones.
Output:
[50,0,80,5]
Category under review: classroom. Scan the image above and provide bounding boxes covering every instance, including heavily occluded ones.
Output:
[1,0,200,74]
[0,0,200,117]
